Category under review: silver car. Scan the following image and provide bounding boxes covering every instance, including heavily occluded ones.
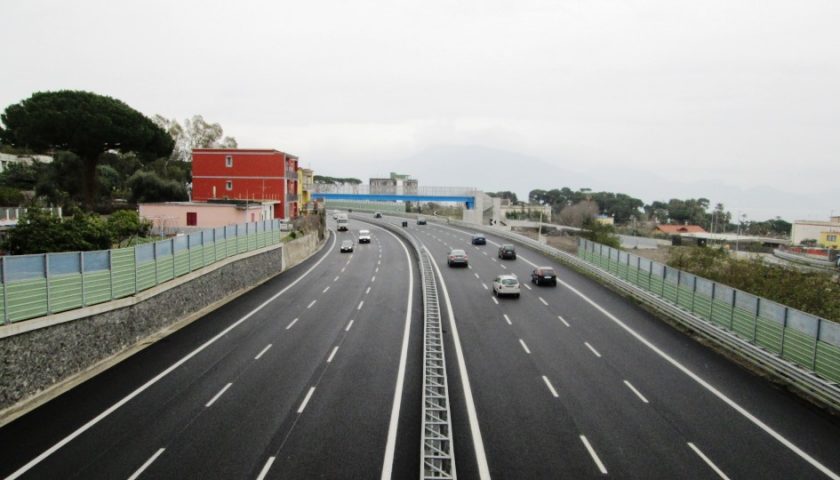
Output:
[492,274,520,298]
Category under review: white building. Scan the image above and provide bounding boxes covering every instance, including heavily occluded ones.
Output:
[0,153,53,173]
[791,216,840,245]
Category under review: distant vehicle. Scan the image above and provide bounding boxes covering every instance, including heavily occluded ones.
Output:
[402,221,408,227]
[374,212,382,218]
[493,274,520,298]
[531,267,557,286]
[447,249,468,267]
[417,217,427,225]
[336,213,349,231]
[340,240,354,253]
[498,244,516,260]
[471,234,486,245]
[358,229,371,243]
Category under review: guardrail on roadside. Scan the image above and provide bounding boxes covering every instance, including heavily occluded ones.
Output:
[353,215,456,479]
[423,216,840,413]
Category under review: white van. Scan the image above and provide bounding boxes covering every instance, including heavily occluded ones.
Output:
[358,229,371,243]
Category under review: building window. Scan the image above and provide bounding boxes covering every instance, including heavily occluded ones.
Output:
[225,155,233,167]
[828,235,837,242]
[226,180,233,191]
[186,212,197,226]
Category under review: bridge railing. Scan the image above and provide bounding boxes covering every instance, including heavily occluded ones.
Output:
[0,220,285,325]
[312,184,477,196]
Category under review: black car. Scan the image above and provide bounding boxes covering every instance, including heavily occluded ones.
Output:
[471,234,486,245]
[374,212,382,218]
[531,267,557,286]
[417,217,427,225]
[498,244,516,260]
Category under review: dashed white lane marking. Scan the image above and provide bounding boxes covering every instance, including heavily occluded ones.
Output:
[256,456,276,480]
[558,315,570,327]
[482,251,488,255]
[580,435,608,474]
[375,267,380,273]
[468,264,473,270]
[341,267,346,273]
[539,297,548,306]
[491,297,499,305]
[542,376,559,398]
[334,276,340,282]
[503,314,512,325]
[585,342,602,358]
[688,442,731,480]
[366,286,371,295]
[519,339,531,354]
[297,386,316,413]
[127,448,165,480]
[254,344,272,360]
[358,300,365,310]
[482,283,489,290]
[322,286,330,293]
[327,346,339,363]
[286,318,299,330]
[371,275,376,282]
[205,383,232,407]
[307,300,317,309]
[345,319,354,331]
[474,273,480,279]
[523,284,532,290]
[624,380,649,404]
[500,264,507,269]
[491,258,497,262]
[378,260,381,265]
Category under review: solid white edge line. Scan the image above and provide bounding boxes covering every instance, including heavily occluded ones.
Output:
[542,375,559,398]
[688,442,731,480]
[425,245,491,480]
[297,386,316,414]
[379,225,415,480]
[558,315,570,327]
[503,314,512,325]
[623,380,649,404]
[580,435,608,474]
[4,232,338,480]
[127,448,165,480]
[205,382,232,408]
[519,339,531,354]
[345,319,354,331]
[256,456,276,480]
[285,318,299,330]
[327,346,339,363]
[554,278,840,480]
[584,342,602,358]
[254,344,272,360]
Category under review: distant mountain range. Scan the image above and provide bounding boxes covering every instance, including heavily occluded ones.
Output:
[376,144,834,222]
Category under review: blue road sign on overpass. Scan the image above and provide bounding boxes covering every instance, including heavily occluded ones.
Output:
[312,192,476,209]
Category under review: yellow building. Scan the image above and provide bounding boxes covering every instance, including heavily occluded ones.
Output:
[297,168,314,211]
[820,230,840,249]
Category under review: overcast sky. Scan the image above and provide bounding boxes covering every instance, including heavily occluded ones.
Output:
[2,0,839,220]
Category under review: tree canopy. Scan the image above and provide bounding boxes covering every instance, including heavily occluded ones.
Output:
[152,114,237,162]
[1,90,174,208]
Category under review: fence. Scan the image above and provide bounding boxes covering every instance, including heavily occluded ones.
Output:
[578,239,840,383]
[0,219,285,324]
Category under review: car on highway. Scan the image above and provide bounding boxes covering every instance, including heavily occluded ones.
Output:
[531,266,557,286]
[492,274,520,298]
[374,212,382,218]
[358,229,371,243]
[498,244,516,260]
[447,249,469,267]
[340,240,354,253]
[471,234,486,245]
[417,217,427,225]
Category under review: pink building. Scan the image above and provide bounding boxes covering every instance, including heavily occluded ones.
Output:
[139,201,277,235]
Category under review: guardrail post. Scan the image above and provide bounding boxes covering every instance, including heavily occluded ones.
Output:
[690,275,696,313]
[187,234,192,272]
[2,256,8,324]
[813,319,822,370]
[753,298,761,343]
[730,289,736,330]
[45,254,51,314]
[109,250,114,300]
[676,270,681,305]
[660,266,666,297]
[134,247,139,294]
[80,252,86,306]
[636,256,641,285]
[780,307,788,356]
[171,238,176,279]
[710,283,716,322]
[153,241,159,285]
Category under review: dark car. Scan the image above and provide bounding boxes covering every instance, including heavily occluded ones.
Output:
[498,244,516,260]
[340,240,354,253]
[417,217,427,225]
[374,212,382,218]
[447,249,468,267]
[531,266,557,286]
[471,234,486,245]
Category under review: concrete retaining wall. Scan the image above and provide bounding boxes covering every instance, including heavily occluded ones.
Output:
[0,232,324,422]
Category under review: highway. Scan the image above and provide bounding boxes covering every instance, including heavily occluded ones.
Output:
[2,214,840,479]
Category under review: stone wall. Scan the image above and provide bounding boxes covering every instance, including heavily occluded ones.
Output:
[0,232,324,421]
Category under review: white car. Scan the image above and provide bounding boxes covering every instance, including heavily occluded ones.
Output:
[492,274,520,298]
[358,229,371,243]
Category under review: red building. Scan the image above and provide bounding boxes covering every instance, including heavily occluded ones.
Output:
[191,149,299,219]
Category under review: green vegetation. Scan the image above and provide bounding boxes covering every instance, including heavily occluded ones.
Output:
[314,175,362,185]
[668,247,840,322]
[581,217,620,248]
